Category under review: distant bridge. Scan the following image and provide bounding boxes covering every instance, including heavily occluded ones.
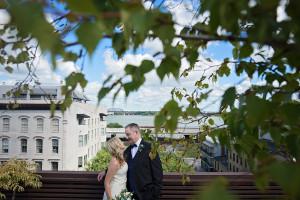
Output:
[108,108,124,112]
[106,126,203,140]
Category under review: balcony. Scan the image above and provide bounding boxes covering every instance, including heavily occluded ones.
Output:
[2,171,285,200]
[200,147,214,157]
[201,156,214,168]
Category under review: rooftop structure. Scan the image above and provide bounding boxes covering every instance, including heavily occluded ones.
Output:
[0,85,107,170]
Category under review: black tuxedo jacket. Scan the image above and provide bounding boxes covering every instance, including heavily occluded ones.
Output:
[124,140,163,200]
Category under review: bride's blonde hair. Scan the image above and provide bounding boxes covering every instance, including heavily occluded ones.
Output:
[106,137,125,166]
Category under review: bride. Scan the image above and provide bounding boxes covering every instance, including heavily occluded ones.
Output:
[103,137,128,200]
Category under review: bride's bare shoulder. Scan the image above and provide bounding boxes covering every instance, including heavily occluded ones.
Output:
[109,156,119,166]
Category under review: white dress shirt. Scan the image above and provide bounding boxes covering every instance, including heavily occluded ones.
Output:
[131,138,142,158]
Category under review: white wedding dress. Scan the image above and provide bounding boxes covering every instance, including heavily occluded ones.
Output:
[103,163,128,200]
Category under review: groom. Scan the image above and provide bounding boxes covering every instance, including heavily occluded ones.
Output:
[98,123,163,200]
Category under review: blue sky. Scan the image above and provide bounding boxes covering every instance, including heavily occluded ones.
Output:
[0,0,283,111]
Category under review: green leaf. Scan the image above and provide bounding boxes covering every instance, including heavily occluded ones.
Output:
[12,42,27,50]
[172,140,178,148]
[285,134,300,158]
[186,105,199,117]
[245,95,275,128]
[13,89,22,98]
[221,87,236,109]
[216,63,230,77]
[12,103,19,109]
[97,87,110,103]
[112,33,129,58]
[208,118,214,125]
[16,51,29,62]
[157,57,180,81]
[140,60,155,74]
[239,42,253,59]
[154,113,165,133]
[269,162,300,199]
[196,177,237,200]
[186,49,199,67]
[5,66,13,73]
[63,52,78,62]
[103,75,113,86]
[162,100,181,134]
[153,23,175,45]
[76,21,104,56]
[66,0,97,15]
[232,47,238,59]
[0,57,5,65]
[130,11,154,36]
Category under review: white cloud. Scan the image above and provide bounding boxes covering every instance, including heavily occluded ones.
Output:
[141,38,163,54]
[0,9,11,24]
[96,46,231,111]
[277,0,290,22]
[56,59,81,76]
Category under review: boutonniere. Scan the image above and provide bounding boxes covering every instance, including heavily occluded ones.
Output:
[138,144,144,153]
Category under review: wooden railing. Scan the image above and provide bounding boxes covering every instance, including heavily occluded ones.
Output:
[3,171,285,200]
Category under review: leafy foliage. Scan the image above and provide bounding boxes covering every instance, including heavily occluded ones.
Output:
[85,147,111,171]
[1,0,300,199]
[0,157,42,199]
[160,152,194,173]
[107,122,123,128]
[86,143,193,173]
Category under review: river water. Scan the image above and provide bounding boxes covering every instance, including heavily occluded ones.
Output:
[107,115,223,128]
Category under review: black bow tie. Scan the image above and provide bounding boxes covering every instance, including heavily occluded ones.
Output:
[130,144,137,149]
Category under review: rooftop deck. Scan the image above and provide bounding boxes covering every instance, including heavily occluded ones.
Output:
[3,171,285,199]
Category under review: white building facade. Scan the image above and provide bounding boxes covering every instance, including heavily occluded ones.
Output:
[0,85,107,171]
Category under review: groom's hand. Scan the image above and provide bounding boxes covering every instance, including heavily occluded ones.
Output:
[97,171,106,182]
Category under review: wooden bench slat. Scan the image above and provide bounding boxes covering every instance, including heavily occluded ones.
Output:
[1,172,285,200]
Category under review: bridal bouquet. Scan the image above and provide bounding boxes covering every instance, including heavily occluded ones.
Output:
[115,188,133,200]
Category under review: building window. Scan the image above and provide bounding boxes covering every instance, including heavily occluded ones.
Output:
[21,139,27,153]
[35,161,42,170]
[233,153,235,161]
[237,168,239,172]
[84,134,88,145]
[84,155,87,166]
[78,157,82,168]
[101,128,104,136]
[2,138,9,153]
[51,162,58,171]
[233,165,235,172]
[52,139,59,153]
[236,155,239,163]
[78,135,83,147]
[245,159,247,168]
[78,118,85,125]
[3,118,9,131]
[52,119,59,132]
[37,118,44,132]
[36,139,43,153]
[21,118,28,132]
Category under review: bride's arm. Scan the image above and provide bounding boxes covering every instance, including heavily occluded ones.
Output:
[104,157,119,200]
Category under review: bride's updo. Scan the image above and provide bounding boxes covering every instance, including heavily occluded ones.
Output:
[106,137,125,166]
